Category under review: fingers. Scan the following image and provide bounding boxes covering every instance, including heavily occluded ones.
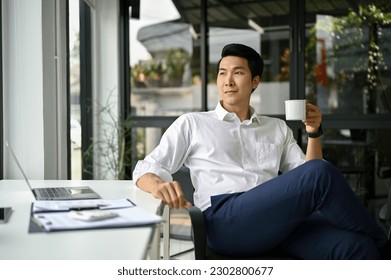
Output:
[153,181,190,209]
[304,103,322,132]
[306,103,321,117]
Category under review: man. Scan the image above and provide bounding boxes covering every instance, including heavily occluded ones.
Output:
[133,43,390,259]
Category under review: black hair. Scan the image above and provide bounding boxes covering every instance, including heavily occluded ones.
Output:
[216,43,264,79]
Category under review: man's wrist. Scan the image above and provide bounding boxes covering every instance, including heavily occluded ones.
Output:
[307,124,323,138]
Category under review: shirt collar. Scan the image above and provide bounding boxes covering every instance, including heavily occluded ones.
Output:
[215,102,261,124]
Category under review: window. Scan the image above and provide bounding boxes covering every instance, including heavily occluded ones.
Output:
[129,0,191,162]
[305,1,391,115]
[302,0,391,204]
[129,0,291,168]
[108,0,391,204]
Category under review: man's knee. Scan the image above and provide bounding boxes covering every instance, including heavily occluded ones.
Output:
[305,159,335,173]
[304,159,345,186]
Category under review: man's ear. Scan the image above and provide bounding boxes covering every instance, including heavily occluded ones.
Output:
[252,75,260,89]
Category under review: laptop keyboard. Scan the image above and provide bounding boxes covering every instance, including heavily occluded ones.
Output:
[36,187,70,198]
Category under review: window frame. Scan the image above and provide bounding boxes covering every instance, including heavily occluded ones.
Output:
[79,0,94,179]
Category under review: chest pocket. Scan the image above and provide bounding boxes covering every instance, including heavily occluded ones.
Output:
[255,142,282,172]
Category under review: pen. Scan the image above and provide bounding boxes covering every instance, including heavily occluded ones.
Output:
[33,203,111,213]
[69,206,99,211]
[68,204,109,211]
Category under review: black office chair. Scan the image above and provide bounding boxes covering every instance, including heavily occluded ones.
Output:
[379,187,391,240]
[163,166,299,260]
[376,140,391,240]
[377,87,391,239]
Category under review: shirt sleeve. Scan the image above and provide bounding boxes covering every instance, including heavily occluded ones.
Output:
[132,114,193,185]
[279,120,306,173]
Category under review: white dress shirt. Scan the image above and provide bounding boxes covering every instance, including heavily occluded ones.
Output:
[133,102,306,211]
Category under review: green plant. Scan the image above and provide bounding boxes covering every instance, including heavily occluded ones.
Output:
[131,61,163,88]
[131,48,191,88]
[305,3,391,112]
[83,88,133,180]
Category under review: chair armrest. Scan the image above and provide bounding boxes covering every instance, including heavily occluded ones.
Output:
[185,206,206,260]
[161,204,171,260]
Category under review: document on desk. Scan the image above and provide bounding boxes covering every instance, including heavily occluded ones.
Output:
[30,199,162,232]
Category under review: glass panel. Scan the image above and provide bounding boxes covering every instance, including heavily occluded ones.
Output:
[305,1,391,115]
[130,0,291,163]
[130,0,199,116]
[131,126,167,164]
[302,128,391,204]
[69,0,81,179]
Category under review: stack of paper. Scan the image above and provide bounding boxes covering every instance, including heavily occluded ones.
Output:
[30,199,162,232]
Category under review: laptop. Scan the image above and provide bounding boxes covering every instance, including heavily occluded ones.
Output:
[6,141,101,200]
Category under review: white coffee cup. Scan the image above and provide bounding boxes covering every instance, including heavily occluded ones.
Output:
[285,99,307,120]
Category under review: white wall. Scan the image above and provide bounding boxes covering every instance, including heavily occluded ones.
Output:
[2,0,68,179]
[3,0,45,179]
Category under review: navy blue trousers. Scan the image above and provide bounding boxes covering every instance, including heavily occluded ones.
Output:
[204,160,388,259]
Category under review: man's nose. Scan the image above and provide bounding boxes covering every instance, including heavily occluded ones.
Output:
[225,76,234,86]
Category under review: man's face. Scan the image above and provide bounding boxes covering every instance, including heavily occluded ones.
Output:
[217,56,259,109]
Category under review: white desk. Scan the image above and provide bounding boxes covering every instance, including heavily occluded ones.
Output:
[0,180,162,260]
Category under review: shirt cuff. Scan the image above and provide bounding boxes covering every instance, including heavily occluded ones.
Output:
[133,160,173,185]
